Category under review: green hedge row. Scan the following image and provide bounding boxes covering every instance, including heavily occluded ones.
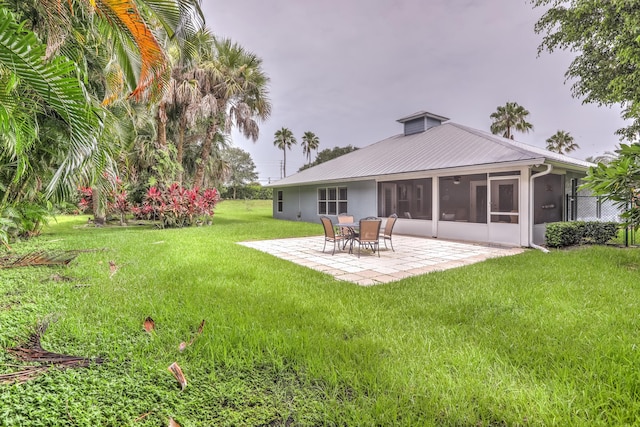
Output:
[545,221,620,248]
[219,185,273,200]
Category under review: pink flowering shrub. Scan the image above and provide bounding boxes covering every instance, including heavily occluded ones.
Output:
[132,184,220,228]
[80,179,220,228]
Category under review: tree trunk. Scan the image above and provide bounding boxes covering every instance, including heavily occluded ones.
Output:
[156,101,167,150]
[92,186,106,226]
[194,121,216,188]
[176,121,186,185]
[283,148,287,178]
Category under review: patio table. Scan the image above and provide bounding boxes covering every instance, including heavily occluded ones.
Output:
[338,222,359,253]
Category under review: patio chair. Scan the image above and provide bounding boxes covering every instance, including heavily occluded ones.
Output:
[320,216,347,255]
[381,213,398,251]
[337,213,355,232]
[337,213,355,248]
[354,218,382,258]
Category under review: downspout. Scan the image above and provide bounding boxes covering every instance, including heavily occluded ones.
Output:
[529,164,553,252]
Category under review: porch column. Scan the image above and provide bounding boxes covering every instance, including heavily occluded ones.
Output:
[432,176,439,237]
[519,166,531,246]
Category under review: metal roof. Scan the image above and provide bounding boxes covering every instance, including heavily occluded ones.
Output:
[269,122,594,187]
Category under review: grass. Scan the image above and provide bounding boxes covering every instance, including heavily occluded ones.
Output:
[1,199,640,426]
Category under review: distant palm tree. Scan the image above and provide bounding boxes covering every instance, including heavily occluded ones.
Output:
[301,131,320,165]
[490,102,534,140]
[273,127,297,178]
[546,130,579,154]
[585,149,618,165]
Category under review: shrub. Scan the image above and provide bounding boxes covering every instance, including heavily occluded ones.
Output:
[132,184,220,228]
[545,221,620,248]
[220,185,272,200]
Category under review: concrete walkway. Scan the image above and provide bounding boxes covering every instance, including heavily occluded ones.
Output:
[239,235,524,286]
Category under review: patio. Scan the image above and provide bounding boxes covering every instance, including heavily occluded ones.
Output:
[239,235,524,286]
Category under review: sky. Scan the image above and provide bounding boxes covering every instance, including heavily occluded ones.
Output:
[201,0,628,184]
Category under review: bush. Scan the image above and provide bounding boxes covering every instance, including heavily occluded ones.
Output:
[220,185,272,200]
[131,184,220,228]
[545,221,620,248]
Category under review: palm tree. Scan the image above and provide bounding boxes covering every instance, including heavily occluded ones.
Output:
[273,128,297,178]
[489,102,534,140]
[0,0,203,194]
[192,37,271,188]
[585,150,618,165]
[546,130,579,154]
[301,131,320,165]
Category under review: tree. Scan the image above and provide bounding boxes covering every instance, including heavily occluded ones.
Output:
[222,147,258,199]
[546,130,579,154]
[0,0,203,225]
[582,144,640,229]
[192,38,271,188]
[301,131,320,165]
[489,102,534,140]
[273,127,296,178]
[586,150,618,165]
[533,0,640,141]
[298,145,359,172]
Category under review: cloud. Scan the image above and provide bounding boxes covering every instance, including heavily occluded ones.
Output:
[203,0,627,182]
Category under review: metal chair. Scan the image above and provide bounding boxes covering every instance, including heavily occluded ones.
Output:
[337,213,355,248]
[354,218,382,258]
[381,213,398,251]
[320,216,346,255]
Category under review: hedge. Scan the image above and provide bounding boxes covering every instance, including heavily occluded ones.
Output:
[545,221,620,248]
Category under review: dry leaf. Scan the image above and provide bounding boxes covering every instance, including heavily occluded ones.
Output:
[178,319,206,352]
[109,261,118,277]
[168,418,181,427]
[143,317,155,333]
[168,362,187,390]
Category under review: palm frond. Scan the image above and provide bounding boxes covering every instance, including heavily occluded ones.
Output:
[93,0,169,101]
[0,7,101,196]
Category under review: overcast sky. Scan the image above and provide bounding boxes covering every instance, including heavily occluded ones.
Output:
[202,0,628,184]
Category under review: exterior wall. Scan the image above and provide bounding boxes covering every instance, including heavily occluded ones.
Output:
[272,180,377,224]
[404,118,425,135]
[533,224,546,245]
[272,165,590,248]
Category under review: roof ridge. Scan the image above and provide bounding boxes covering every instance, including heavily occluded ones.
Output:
[446,122,543,158]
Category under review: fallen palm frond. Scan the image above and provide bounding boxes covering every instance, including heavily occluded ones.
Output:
[1,321,104,383]
[0,366,49,383]
[0,251,77,268]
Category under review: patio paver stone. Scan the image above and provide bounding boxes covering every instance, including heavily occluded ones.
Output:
[239,235,525,286]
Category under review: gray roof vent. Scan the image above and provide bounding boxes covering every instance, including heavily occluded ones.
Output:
[397,111,450,136]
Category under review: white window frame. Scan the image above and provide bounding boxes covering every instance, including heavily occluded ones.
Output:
[317,186,347,215]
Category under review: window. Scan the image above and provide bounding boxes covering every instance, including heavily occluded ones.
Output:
[378,178,432,219]
[439,173,487,223]
[318,187,347,215]
[277,190,283,212]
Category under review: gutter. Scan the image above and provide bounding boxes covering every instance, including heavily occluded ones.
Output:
[529,164,553,252]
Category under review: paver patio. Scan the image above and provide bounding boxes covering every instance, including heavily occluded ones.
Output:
[239,235,525,286]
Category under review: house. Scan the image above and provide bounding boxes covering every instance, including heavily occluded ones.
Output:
[267,111,594,247]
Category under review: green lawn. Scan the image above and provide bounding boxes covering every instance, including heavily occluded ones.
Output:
[1,199,639,426]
